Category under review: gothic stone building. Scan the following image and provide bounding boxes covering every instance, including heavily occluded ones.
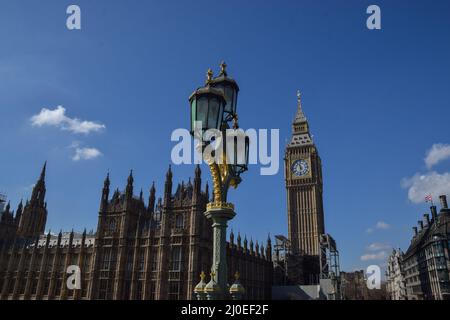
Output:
[386,248,407,300]
[403,195,450,300]
[0,163,273,300]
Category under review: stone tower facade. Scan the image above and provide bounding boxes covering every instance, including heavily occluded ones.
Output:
[284,92,325,285]
[16,162,48,240]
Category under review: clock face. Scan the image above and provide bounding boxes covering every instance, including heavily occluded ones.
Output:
[291,159,309,177]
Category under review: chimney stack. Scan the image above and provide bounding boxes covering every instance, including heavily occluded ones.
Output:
[418,220,423,231]
[439,195,448,209]
[413,227,418,236]
[430,206,438,220]
[423,214,430,226]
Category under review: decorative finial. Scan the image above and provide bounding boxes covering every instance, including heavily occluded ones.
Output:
[210,270,216,278]
[232,114,239,129]
[200,271,206,281]
[206,68,213,84]
[219,61,227,76]
[295,90,306,121]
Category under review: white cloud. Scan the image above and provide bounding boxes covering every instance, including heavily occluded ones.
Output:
[360,251,387,261]
[425,143,450,169]
[31,106,105,134]
[376,221,390,230]
[366,221,390,233]
[401,171,450,204]
[72,147,102,161]
[367,242,391,251]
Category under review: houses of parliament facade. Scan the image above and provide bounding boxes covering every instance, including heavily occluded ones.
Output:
[0,163,273,300]
[0,93,329,300]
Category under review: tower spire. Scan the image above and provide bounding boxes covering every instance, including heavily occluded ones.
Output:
[148,181,156,213]
[125,169,134,198]
[294,90,306,123]
[39,161,47,181]
[31,161,47,205]
[164,165,173,206]
[289,90,312,146]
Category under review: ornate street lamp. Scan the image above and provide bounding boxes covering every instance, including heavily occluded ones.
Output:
[189,63,249,299]
[189,68,226,139]
[209,62,240,121]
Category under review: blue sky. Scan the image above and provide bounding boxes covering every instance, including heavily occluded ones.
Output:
[1,0,450,273]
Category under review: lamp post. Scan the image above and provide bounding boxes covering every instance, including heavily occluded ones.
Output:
[189,63,249,299]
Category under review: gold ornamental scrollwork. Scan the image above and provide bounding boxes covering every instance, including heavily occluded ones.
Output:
[206,202,235,211]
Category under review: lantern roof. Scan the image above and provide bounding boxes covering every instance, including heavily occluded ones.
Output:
[209,61,240,91]
[188,85,225,102]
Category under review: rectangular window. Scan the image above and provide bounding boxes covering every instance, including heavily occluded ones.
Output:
[149,281,156,300]
[101,249,111,270]
[151,251,158,271]
[31,279,38,295]
[139,250,145,271]
[135,280,143,300]
[168,281,180,300]
[171,247,182,271]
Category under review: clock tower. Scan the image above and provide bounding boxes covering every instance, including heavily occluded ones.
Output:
[284,91,325,285]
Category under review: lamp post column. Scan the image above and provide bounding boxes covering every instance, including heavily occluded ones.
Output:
[205,205,235,298]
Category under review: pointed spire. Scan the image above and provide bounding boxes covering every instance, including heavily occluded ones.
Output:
[40,161,47,181]
[31,161,47,205]
[5,200,10,212]
[69,228,74,245]
[46,230,52,245]
[266,233,272,261]
[148,181,156,213]
[15,199,23,222]
[128,169,134,184]
[294,90,306,123]
[237,231,242,248]
[17,199,23,212]
[205,182,209,201]
[230,229,235,246]
[126,169,134,198]
[164,165,173,206]
[57,230,63,245]
[139,188,143,201]
[104,172,110,187]
[166,165,172,180]
[101,172,110,211]
[150,181,156,193]
[195,164,201,178]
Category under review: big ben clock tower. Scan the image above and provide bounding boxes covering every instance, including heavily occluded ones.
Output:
[284,91,325,285]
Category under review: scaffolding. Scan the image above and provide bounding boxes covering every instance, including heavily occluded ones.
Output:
[274,235,291,285]
[319,233,341,299]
